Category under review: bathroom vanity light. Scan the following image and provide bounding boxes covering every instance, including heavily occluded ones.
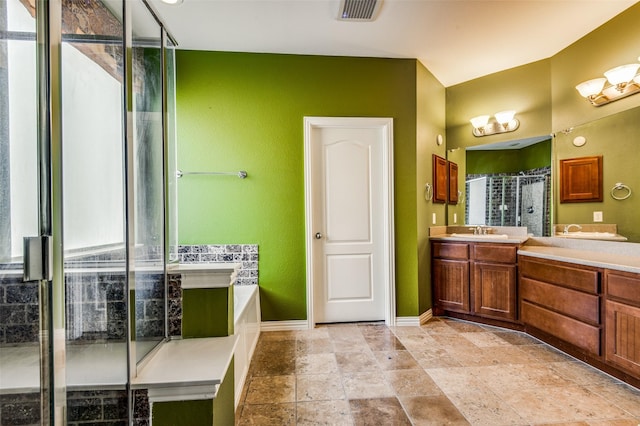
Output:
[161,0,183,4]
[470,110,519,137]
[576,60,640,106]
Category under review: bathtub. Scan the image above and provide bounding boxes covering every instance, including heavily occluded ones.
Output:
[233,285,261,408]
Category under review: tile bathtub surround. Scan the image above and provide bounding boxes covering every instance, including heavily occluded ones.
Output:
[177,244,258,286]
[235,318,640,425]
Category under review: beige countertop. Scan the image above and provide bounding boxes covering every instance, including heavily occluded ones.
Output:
[132,335,237,390]
[518,245,640,274]
[429,234,530,244]
[429,225,530,244]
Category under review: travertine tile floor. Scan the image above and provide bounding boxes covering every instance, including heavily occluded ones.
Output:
[235,318,640,425]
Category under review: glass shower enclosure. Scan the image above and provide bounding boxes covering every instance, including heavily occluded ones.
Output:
[466,171,551,236]
[0,0,177,423]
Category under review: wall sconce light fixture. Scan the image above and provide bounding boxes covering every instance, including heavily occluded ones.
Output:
[470,110,519,137]
[575,59,640,106]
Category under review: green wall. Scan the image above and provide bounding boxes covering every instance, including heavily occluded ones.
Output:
[176,51,442,320]
[446,59,553,150]
[416,62,446,315]
[551,2,640,131]
[466,140,551,174]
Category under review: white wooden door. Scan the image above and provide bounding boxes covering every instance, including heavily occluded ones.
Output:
[304,117,394,325]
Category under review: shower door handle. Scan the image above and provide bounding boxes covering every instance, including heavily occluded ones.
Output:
[23,236,52,281]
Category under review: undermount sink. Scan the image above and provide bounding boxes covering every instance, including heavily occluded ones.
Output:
[450,233,509,239]
[555,231,627,241]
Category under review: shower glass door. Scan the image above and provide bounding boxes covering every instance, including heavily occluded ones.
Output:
[61,1,129,423]
[0,0,48,423]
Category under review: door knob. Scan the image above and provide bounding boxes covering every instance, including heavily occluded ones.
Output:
[315,232,323,239]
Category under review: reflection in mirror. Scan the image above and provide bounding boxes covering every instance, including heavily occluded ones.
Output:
[448,136,552,236]
[554,105,640,242]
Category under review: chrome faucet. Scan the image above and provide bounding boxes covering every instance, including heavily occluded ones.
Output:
[563,224,582,234]
[471,225,491,235]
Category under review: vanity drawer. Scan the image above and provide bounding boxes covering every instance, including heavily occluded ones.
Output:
[472,244,517,263]
[606,270,640,306]
[521,277,600,325]
[432,242,468,260]
[522,301,600,356]
[519,257,600,294]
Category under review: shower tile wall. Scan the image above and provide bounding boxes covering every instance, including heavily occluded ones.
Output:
[168,274,182,337]
[0,393,40,426]
[135,272,165,339]
[66,271,127,342]
[466,167,551,236]
[66,390,128,426]
[177,244,259,286]
[0,273,39,344]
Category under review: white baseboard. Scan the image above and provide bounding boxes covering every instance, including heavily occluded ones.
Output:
[260,320,310,331]
[261,314,434,330]
[394,316,420,326]
[419,309,433,325]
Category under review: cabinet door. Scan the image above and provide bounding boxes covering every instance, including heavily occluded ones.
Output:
[605,300,640,377]
[433,258,469,313]
[448,161,458,204]
[473,262,517,321]
[432,154,447,203]
[559,155,602,203]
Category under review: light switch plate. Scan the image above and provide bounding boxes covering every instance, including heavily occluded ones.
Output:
[453,213,457,224]
[432,212,437,224]
[593,211,603,222]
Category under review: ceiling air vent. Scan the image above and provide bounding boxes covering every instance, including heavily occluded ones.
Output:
[338,0,382,21]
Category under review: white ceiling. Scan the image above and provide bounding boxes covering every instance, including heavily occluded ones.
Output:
[148,0,637,87]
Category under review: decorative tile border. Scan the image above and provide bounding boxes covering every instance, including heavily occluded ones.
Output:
[177,244,259,286]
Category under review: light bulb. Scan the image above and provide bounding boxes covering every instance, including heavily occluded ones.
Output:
[575,78,607,98]
[470,115,490,129]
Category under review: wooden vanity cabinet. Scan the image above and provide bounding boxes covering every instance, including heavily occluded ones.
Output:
[519,257,602,356]
[605,270,640,377]
[432,241,519,323]
[432,242,470,315]
[472,244,518,322]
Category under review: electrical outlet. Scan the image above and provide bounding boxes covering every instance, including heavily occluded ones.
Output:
[432,212,437,224]
[593,211,603,222]
[453,213,457,224]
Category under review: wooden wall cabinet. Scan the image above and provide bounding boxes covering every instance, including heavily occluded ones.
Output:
[432,154,447,203]
[605,270,640,377]
[559,155,603,203]
[432,154,459,205]
[519,257,602,356]
[448,161,458,204]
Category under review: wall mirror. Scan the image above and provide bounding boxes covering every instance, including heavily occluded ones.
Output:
[446,136,552,236]
[554,105,640,243]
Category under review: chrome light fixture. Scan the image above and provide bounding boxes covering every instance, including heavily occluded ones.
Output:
[470,110,519,137]
[575,59,640,106]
